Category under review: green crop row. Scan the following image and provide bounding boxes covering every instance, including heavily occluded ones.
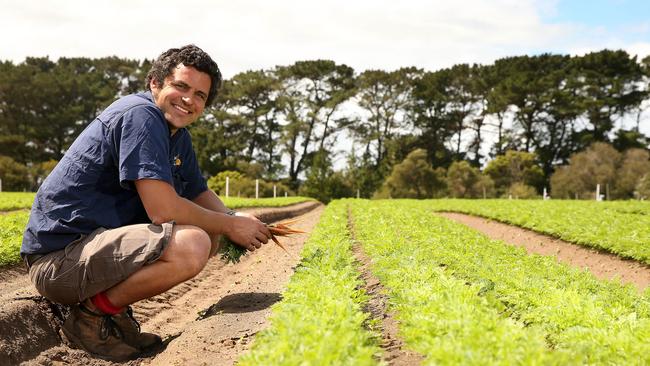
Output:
[239,200,380,365]
[0,192,36,211]
[427,199,650,264]
[349,199,650,365]
[0,211,30,266]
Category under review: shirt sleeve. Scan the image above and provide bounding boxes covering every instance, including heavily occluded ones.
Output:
[116,105,173,189]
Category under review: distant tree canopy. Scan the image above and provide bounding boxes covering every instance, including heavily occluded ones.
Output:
[1,49,649,200]
[550,142,650,199]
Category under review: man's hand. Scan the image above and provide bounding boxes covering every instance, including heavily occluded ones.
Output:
[234,211,260,220]
[225,215,271,251]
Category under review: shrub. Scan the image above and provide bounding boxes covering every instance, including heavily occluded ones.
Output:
[376,149,446,199]
[447,161,494,198]
[484,150,544,195]
[0,156,30,191]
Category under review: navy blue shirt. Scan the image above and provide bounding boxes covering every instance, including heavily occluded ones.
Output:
[21,91,208,255]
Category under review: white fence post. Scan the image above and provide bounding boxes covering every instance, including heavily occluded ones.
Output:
[255,179,259,199]
[285,192,287,198]
[596,184,602,201]
[273,185,277,198]
[0,178,2,192]
[543,187,548,200]
[225,177,229,198]
[357,189,360,199]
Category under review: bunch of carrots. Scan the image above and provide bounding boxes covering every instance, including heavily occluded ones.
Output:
[219,219,305,264]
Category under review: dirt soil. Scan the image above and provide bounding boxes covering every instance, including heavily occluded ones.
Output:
[0,201,322,366]
[348,209,424,365]
[438,212,650,292]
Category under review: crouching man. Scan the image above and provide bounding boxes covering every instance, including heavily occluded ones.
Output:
[21,44,270,361]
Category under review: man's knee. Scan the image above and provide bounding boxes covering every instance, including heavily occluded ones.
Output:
[166,225,211,276]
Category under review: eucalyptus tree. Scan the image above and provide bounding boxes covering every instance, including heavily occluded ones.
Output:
[213,69,284,178]
[444,64,486,161]
[531,54,582,179]
[351,67,419,168]
[0,57,144,164]
[410,69,454,167]
[464,63,497,165]
[276,60,355,188]
[484,59,519,157]
[570,50,646,148]
[501,54,571,153]
[0,60,31,163]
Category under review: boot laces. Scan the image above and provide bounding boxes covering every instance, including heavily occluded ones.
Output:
[99,315,123,341]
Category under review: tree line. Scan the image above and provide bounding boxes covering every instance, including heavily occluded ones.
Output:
[1,50,649,201]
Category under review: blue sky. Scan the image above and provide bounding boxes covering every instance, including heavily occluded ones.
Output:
[541,0,650,58]
[548,0,649,30]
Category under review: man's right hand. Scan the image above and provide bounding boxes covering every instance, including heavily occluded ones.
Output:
[225,215,271,251]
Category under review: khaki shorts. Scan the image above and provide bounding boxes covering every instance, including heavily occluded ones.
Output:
[28,222,173,305]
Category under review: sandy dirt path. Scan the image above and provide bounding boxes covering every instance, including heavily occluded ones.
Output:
[0,201,321,366]
[438,212,650,292]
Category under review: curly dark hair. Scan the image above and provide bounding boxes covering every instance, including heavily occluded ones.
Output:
[145,44,222,105]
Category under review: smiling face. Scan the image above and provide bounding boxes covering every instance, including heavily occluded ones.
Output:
[150,63,211,135]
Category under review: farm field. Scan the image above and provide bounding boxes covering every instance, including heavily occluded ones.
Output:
[4,198,650,364]
[428,199,650,264]
[242,199,650,364]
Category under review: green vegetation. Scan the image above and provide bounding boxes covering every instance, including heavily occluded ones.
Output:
[0,212,29,266]
[0,192,36,211]
[239,201,379,365]
[428,199,650,264]
[349,200,650,364]
[241,199,650,364]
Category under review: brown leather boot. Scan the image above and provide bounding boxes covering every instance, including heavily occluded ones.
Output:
[61,304,142,361]
[112,306,162,352]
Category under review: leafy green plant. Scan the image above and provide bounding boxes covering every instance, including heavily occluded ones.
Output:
[349,199,650,364]
[239,201,380,365]
[0,212,30,266]
[218,236,247,264]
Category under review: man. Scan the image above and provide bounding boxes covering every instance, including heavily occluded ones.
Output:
[21,45,271,361]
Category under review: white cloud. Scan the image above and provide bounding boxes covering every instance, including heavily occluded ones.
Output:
[0,0,645,77]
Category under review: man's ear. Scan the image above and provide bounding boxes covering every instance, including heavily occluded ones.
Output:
[150,78,160,91]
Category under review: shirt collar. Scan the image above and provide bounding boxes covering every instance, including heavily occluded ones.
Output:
[141,90,186,138]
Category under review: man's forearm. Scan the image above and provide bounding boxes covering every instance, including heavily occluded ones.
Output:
[136,179,269,251]
[192,189,229,213]
[192,190,230,256]
[136,180,232,236]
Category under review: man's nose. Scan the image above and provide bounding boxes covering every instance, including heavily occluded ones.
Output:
[182,96,192,104]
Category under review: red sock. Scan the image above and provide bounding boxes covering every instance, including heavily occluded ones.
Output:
[90,292,124,315]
